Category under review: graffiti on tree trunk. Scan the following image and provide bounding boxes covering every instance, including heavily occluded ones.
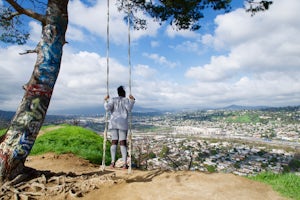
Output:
[0,20,65,179]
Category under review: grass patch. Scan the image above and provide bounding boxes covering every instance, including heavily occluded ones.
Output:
[31,124,111,165]
[248,172,300,200]
[226,113,260,123]
[0,129,6,136]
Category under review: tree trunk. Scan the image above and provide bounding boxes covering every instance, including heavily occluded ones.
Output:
[0,0,68,183]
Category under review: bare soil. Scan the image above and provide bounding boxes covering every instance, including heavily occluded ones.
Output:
[3,153,285,200]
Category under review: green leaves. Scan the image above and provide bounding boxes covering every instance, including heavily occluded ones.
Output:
[0,7,29,45]
[245,0,273,16]
[119,0,233,31]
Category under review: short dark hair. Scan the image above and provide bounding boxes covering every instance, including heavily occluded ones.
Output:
[117,86,126,97]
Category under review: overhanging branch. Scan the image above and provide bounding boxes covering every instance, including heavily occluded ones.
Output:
[5,0,46,24]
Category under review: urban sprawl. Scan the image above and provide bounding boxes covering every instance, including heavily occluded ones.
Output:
[77,107,300,176]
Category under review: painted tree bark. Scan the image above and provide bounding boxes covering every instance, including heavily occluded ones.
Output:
[0,0,68,182]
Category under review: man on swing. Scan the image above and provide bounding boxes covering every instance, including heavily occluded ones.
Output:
[104,86,135,169]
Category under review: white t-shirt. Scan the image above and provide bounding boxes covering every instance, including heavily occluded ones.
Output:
[104,96,135,130]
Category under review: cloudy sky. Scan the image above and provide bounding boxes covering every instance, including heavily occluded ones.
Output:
[0,0,299,114]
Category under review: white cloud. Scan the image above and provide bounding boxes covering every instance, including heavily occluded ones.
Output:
[143,53,178,68]
[51,47,130,110]
[28,21,42,43]
[134,64,156,79]
[66,25,86,42]
[0,44,129,111]
[150,41,160,48]
[165,25,199,38]
[201,34,214,46]
[171,40,200,54]
[186,55,240,82]
[0,45,36,110]
[68,0,160,45]
[185,0,300,107]
[212,0,300,50]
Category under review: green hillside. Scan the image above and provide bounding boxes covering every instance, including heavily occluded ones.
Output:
[0,129,6,135]
[249,172,300,200]
[0,124,110,165]
[31,124,110,165]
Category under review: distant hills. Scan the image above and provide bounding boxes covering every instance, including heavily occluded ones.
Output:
[45,105,161,115]
[1,105,299,118]
[225,104,300,112]
[0,110,15,120]
[220,104,270,111]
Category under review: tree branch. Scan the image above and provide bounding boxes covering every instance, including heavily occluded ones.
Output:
[19,49,38,55]
[2,11,21,20]
[5,0,46,24]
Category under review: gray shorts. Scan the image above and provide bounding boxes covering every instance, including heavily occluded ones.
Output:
[110,129,128,141]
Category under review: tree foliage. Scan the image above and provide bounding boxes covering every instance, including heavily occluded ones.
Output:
[118,0,233,31]
[1,0,273,45]
[245,0,273,15]
[0,0,48,44]
[0,7,29,45]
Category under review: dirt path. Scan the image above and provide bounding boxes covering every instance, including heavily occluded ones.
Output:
[85,170,288,200]
[37,125,63,137]
[20,153,288,200]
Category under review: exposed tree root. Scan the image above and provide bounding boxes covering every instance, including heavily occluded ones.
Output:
[0,168,117,200]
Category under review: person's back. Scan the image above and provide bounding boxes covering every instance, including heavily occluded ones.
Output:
[105,96,134,130]
[104,86,135,169]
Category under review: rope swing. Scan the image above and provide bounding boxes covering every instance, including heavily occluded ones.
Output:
[101,0,134,174]
[101,0,110,171]
[127,2,133,174]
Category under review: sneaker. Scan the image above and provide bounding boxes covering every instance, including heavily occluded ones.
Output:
[122,164,129,169]
[110,162,115,168]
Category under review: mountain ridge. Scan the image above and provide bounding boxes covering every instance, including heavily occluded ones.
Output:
[1,104,299,117]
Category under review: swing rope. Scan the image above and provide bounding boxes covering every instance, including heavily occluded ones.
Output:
[101,0,134,173]
[101,0,110,171]
[127,2,133,174]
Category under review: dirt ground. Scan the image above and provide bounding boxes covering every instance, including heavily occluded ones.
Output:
[5,153,286,200]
